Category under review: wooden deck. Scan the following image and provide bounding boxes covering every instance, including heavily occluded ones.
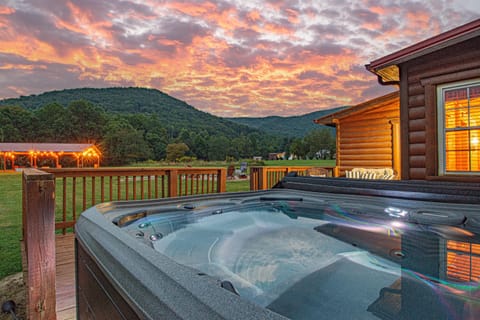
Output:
[21,167,227,319]
[56,234,76,320]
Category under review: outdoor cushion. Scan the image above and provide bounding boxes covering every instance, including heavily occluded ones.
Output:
[345,168,396,180]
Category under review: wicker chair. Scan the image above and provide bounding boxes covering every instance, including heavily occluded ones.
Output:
[306,167,328,177]
[227,165,235,179]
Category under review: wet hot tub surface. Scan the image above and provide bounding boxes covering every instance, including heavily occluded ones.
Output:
[111,191,480,320]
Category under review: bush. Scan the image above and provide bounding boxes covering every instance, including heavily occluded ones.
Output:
[178,156,197,163]
[246,159,265,166]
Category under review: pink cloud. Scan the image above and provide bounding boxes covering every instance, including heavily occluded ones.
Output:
[0,0,478,117]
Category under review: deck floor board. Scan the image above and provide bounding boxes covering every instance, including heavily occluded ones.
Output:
[56,233,76,320]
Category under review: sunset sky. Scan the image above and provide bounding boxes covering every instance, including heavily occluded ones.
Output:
[0,1,479,117]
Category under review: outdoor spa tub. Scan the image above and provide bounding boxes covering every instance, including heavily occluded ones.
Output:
[75,176,480,319]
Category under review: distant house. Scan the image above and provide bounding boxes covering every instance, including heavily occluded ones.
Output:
[315,91,399,177]
[0,143,101,170]
[268,152,286,160]
[366,18,480,181]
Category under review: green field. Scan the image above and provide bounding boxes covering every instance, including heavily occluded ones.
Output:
[131,159,335,168]
[263,159,335,167]
[0,173,23,279]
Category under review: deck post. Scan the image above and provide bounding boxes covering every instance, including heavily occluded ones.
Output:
[249,167,257,191]
[168,169,178,197]
[258,167,268,190]
[217,168,227,193]
[22,169,56,320]
[334,166,339,177]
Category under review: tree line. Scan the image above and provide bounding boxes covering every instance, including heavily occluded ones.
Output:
[0,100,336,166]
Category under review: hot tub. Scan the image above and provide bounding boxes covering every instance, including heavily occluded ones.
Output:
[75,176,480,319]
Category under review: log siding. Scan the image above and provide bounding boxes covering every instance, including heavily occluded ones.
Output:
[399,36,480,181]
[336,94,400,176]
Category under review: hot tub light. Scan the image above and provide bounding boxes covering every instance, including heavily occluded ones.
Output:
[149,233,163,241]
[139,222,150,228]
[384,206,408,218]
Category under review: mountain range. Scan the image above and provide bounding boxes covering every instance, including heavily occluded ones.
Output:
[229,107,346,137]
[0,87,345,138]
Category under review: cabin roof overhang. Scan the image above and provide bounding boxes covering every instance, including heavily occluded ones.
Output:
[314,91,399,126]
[366,18,480,85]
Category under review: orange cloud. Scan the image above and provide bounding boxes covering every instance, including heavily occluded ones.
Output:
[0,1,478,117]
[0,6,14,15]
[246,10,261,22]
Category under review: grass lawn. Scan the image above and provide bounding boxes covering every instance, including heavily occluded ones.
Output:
[133,159,336,168]
[225,179,250,192]
[0,172,23,279]
[263,159,335,167]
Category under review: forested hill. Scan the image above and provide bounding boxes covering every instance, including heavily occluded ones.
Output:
[228,106,348,137]
[1,87,346,138]
[0,87,341,164]
[0,87,255,137]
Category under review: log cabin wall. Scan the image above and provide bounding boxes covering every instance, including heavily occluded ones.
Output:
[399,36,480,181]
[337,93,400,177]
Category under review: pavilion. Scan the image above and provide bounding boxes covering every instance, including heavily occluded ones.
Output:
[0,143,101,170]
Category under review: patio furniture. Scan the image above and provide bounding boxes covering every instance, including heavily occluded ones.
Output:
[306,167,328,177]
[239,162,248,179]
[345,168,396,180]
[227,165,235,179]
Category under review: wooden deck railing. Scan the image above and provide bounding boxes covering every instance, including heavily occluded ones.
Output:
[22,169,57,320]
[249,166,335,191]
[22,167,226,319]
[42,167,226,234]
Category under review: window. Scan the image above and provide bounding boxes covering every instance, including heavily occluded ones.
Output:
[446,240,480,283]
[438,80,480,174]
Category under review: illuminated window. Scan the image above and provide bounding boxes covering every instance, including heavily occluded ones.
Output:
[446,240,480,283]
[438,80,480,174]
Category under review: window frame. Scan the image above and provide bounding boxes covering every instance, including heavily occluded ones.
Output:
[437,78,480,175]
